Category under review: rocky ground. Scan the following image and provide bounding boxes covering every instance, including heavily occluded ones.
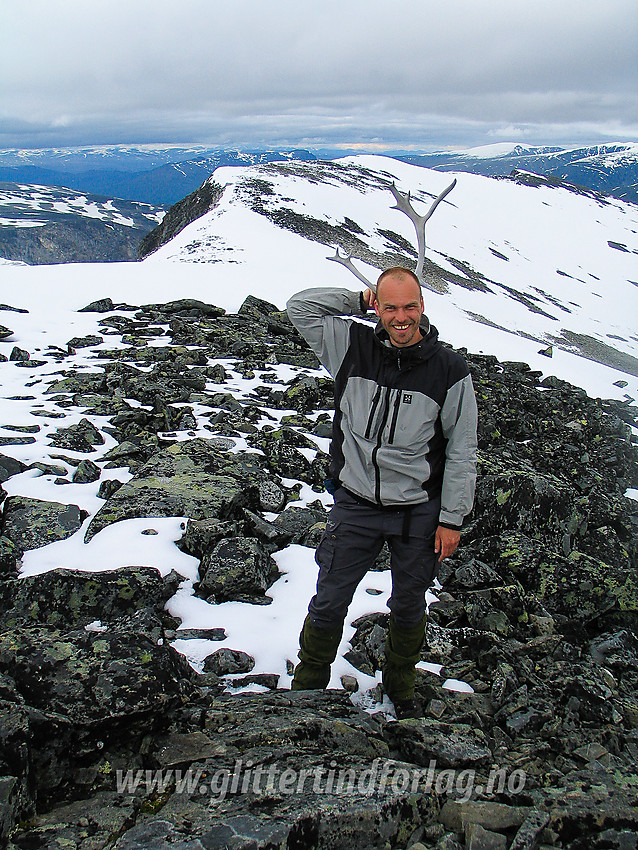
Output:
[0,295,637,849]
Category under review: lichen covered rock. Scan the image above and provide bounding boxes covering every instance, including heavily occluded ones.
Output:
[85,438,260,541]
[2,495,85,552]
[2,566,179,631]
[198,536,279,603]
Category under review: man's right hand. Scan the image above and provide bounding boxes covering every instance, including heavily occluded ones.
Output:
[362,288,376,309]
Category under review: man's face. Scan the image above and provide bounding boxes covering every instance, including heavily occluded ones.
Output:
[374,274,424,348]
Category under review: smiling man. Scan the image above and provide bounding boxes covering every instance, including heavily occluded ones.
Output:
[286,267,478,718]
[372,267,425,347]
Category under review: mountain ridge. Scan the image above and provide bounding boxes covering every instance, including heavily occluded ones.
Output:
[139,155,638,384]
[396,142,638,204]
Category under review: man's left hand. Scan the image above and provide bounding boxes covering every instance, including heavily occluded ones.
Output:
[434,526,460,562]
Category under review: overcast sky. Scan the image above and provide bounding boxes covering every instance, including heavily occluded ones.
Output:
[2,0,637,151]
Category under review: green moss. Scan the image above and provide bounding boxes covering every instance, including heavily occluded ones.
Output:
[496,488,511,505]
[610,574,638,611]
[500,547,523,565]
[139,789,172,814]
[611,770,638,788]
[46,639,75,661]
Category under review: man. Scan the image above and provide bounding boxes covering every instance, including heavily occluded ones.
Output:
[286,267,477,718]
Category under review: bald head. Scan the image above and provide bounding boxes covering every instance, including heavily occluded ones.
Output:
[373,267,425,348]
[376,267,422,302]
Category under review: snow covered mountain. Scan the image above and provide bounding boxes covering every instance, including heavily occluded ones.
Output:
[0,182,165,263]
[2,153,637,392]
[139,155,638,392]
[397,143,638,204]
[4,142,637,209]
[0,144,225,172]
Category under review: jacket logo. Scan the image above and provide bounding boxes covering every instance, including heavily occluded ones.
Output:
[402,393,412,404]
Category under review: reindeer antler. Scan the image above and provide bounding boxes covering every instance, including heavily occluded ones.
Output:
[390,179,456,284]
[327,179,456,291]
[327,248,376,292]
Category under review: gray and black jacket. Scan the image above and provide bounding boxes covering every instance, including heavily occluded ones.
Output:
[286,287,478,529]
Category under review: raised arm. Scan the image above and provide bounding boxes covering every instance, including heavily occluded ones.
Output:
[286,287,369,376]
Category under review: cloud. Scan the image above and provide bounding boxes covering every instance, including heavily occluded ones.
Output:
[1,0,636,149]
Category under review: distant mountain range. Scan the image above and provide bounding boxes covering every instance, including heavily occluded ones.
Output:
[2,142,636,208]
[0,148,319,206]
[396,143,638,204]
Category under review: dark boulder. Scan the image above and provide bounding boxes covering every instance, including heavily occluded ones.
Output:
[48,417,105,452]
[72,458,101,483]
[0,621,192,727]
[177,517,243,559]
[85,438,260,541]
[0,618,194,811]
[2,566,179,631]
[0,454,27,483]
[79,297,115,313]
[9,347,29,362]
[198,537,279,603]
[66,334,104,350]
[203,648,255,676]
[385,719,492,768]
[271,503,329,547]
[1,495,85,552]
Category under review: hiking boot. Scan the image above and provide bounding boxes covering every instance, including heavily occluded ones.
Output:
[291,615,343,690]
[393,697,423,720]
[382,613,426,705]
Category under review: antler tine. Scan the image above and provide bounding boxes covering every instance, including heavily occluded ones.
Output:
[389,179,456,285]
[327,178,456,292]
[327,248,376,291]
[389,183,422,220]
[422,178,457,225]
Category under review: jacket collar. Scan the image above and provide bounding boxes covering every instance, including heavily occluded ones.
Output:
[374,315,441,362]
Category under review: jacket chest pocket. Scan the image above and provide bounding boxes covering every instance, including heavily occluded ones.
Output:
[341,378,387,441]
[386,391,439,450]
[341,379,439,449]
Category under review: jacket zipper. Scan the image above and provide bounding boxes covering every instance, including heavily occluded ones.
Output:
[365,385,382,439]
[387,351,403,445]
[372,387,392,503]
[388,390,402,445]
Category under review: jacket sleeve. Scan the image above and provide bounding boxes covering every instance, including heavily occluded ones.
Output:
[286,287,367,377]
[438,372,478,529]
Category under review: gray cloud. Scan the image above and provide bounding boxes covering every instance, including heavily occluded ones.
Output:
[1,0,636,150]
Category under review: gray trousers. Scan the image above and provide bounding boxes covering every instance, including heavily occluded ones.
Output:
[308,487,441,631]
